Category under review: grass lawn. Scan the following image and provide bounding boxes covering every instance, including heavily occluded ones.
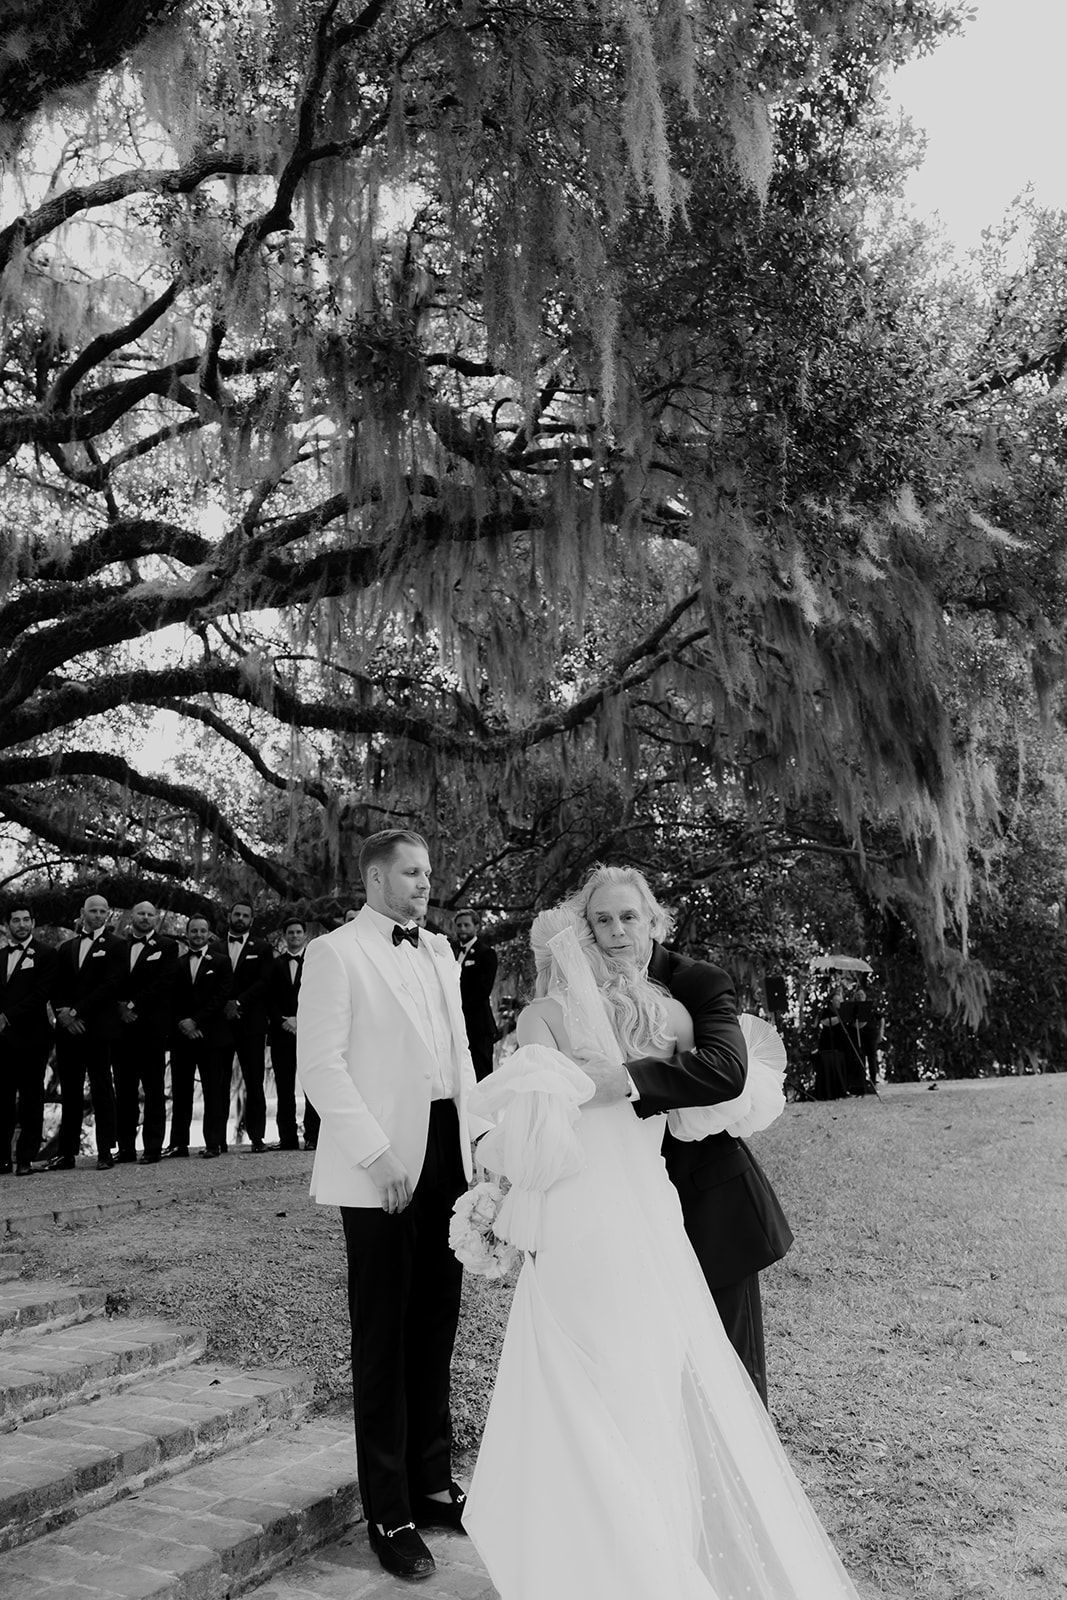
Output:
[13,1075,1066,1599]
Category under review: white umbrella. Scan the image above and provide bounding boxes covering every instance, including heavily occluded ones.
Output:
[808,955,872,974]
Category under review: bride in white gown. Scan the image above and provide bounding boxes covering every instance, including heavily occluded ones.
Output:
[461,906,866,1600]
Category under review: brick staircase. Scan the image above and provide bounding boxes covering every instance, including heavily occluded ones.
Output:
[0,1260,495,1599]
[0,1267,360,1598]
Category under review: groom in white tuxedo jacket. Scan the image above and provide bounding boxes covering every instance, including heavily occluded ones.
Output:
[297,830,484,1583]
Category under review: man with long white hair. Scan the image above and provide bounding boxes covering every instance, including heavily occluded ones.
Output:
[572,864,793,1403]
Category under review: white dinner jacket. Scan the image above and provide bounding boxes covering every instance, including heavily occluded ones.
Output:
[296,907,484,1207]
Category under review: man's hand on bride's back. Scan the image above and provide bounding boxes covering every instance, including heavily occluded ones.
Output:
[579,1055,630,1105]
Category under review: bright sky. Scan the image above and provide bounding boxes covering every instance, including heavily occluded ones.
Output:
[888,0,1067,249]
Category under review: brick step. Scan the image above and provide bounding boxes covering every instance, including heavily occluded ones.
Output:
[250,1522,495,1599]
[0,1363,314,1551]
[0,1281,106,1339]
[0,1317,205,1427]
[0,1415,360,1600]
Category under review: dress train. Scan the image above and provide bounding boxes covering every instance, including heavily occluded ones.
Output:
[463,1085,864,1600]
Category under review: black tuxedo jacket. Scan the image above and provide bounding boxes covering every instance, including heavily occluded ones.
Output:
[0,940,56,1036]
[115,934,180,1036]
[455,937,498,1042]
[171,947,233,1044]
[628,942,793,1288]
[266,951,303,1033]
[224,936,272,1031]
[51,930,127,1038]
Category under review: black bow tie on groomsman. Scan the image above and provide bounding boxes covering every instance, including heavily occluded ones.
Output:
[392,923,419,949]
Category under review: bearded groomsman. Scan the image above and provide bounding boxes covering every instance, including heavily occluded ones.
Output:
[267,916,310,1151]
[222,901,272,1151]
[452,909,498,1082]
[112,901,180,1164]
[49,892,124,1170]
[298,830,486,1583]
[0,906,57,1175]
[166,913,233,1159]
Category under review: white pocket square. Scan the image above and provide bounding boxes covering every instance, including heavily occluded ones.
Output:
[146,951,162,962]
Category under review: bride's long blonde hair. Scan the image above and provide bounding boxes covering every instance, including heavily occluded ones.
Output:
[530,867,677,1058]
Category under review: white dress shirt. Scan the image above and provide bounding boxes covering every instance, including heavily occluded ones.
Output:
[363,905,457,1100]
[6,940,31,979]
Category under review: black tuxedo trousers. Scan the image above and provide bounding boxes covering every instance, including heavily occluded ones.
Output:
[169,1036,232,1151]
[54,1030,116,1158]
[340,1099,466,1531]
[230,1021,267,1143]
[112,1023,168,1157]
[267,1028,299,1148]
[0,1024,51,1164]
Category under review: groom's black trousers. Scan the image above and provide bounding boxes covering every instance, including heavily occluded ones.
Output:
[341,1099,466,1531]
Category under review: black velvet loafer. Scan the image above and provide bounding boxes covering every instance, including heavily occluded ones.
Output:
[412,1481,468,1533]
[367,1520,435,1580]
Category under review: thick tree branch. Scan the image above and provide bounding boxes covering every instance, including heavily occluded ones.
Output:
[29,518,211,583]
[0,788,187,879]
[0,492,540,716]
[0,364,200,464]
[47,280,182,412]
[0,347,282,466]
[200,0,350,401]
[948,331,1067,410]
[0,152,269,276]
[5,592,712,768]
[150,698,332,806]
[0,752,302,897]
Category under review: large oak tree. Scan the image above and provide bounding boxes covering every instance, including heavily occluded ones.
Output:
[5,0,1064,1003]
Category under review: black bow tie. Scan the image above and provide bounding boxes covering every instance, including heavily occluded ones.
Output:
[132,936,151,945]
[392,924,419,949]
[229,935,244,944]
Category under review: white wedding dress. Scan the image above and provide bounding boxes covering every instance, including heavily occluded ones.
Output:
[462,924,865,1600]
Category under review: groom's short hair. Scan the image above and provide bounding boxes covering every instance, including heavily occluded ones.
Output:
[358,829,428,884]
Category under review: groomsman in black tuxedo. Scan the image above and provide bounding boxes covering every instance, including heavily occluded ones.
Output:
[112,901,180,1164]
[49,892,124,1170]
[222,901,272,1151]
[266,916,314,1150]
[452,909,498,1082]
[166,913,234,1159]
[0,907,57,1175]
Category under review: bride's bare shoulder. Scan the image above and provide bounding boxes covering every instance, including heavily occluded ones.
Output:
[517,997,566,1049]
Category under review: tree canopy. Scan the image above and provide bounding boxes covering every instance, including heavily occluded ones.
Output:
[5,0,1067,1019]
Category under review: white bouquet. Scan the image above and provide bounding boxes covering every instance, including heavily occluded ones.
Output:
[449,1180,521,1280]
